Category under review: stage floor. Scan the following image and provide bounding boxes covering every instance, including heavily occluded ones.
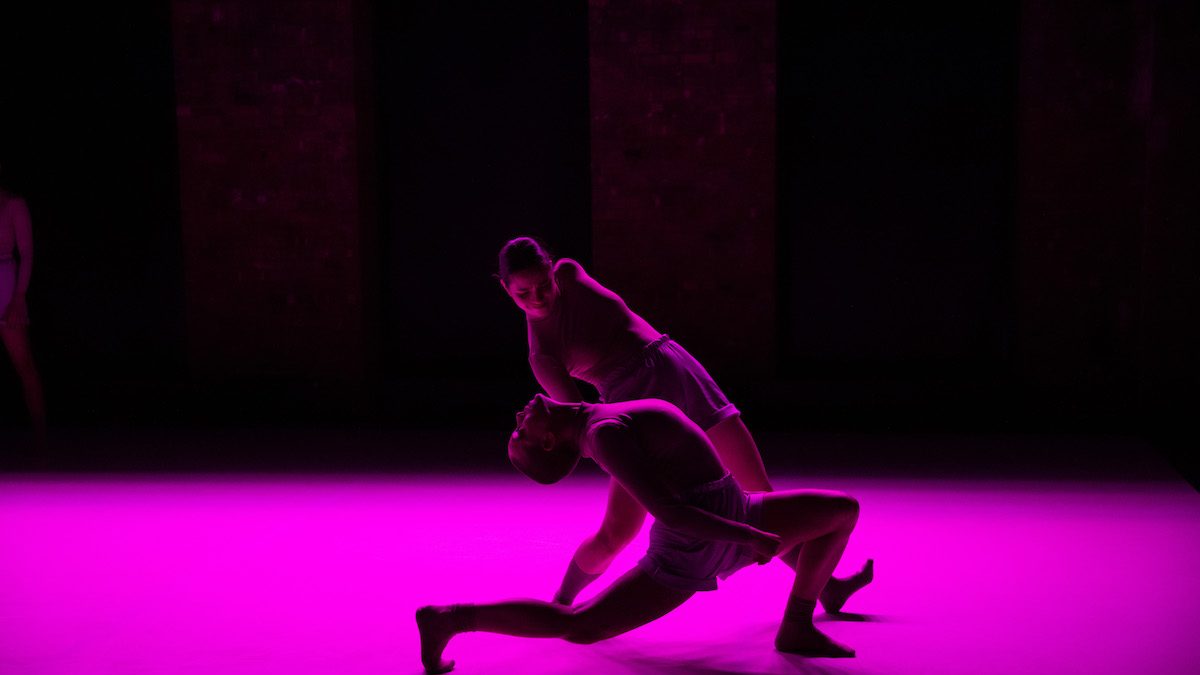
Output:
[2,471,1197,674]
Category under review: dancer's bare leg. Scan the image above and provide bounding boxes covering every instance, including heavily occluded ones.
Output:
[418,567,692,673]
[779,547,872,614]
[758,490,863,657]
[554,479,646,604]
[780,550,873,611]
[707,416,809,569]
[710,416,872,610]
[706,414,772,491]
[1,325,46,444]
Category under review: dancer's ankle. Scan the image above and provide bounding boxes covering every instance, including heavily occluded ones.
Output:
[782,596,817,625]
[449,604,476,633]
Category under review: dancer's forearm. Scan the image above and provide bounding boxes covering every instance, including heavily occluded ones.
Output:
[656,504,764,545]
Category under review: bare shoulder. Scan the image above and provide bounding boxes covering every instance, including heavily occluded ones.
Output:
[555,258,618,298]
[586,417,633,451]
[553,258,586,282]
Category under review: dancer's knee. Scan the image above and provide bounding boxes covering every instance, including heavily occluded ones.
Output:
[836,494,860,526]
[595,521,639,553]
[563,608,606,644]
[565,627,604,644]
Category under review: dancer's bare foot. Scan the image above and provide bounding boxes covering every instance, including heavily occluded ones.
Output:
[820,559,873,614]
[416,606,456,674]
[775,620,855,658]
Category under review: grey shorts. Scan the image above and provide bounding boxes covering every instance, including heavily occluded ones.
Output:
[636,474,766,592]
[595,334,739,431]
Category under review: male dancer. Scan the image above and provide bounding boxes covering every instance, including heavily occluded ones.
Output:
[416,395,872,673]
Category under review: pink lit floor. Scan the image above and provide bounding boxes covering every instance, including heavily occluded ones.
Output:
[2,472,1198,674]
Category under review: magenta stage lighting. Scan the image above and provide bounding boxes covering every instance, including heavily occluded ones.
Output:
[2,474,1198,674]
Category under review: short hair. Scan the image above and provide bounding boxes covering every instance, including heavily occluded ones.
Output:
[507,434,579,485]
[497,236,553,282]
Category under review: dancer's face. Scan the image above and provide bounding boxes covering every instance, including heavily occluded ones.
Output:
[511,393,552,449]
[509,393,578,484]
[503,266,558,319]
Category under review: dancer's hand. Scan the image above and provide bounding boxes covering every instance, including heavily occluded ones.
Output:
[748,528,782,564]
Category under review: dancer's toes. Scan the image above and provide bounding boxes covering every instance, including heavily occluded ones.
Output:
[416,606,457,673]
[775,621,855,658]
[860,558,874,578]
[859,558,874,584]
[820,558,874,614]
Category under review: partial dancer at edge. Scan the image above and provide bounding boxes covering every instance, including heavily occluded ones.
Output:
[0,180,47,447]
[416,395,873,673]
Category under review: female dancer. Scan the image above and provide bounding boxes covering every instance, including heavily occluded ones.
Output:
[0,185,47,443]
[497,237,871,607]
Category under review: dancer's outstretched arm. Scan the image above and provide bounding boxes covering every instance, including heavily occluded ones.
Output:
[657,502,780,553]
[529,353,582,402]
[589,424,781,556]
[532,354,599,607]
[554,478,645,604]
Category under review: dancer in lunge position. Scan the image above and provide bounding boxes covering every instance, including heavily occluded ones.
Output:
[497,236,779,605]
[416,395,872,673]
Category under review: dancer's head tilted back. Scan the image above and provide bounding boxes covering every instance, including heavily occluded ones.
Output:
[507,393,582,484]
[497,237,558,319]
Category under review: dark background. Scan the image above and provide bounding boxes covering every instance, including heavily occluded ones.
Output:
[0,4,186,414]
[779,3,1015,423]
[376,3,591,426]
[0,1,1195,479]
